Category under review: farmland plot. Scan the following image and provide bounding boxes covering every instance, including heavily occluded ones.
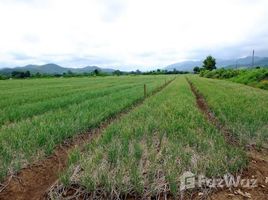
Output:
[188,76,268,147]
[0,75,172,181]
[188,76,268,199]
[2,75,268,200]
[50,77,246,199]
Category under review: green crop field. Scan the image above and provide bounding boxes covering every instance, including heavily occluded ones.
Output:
[188,76,268,147]
[1,75,268,199]
[50,75,268,199]
[0,75,173,181]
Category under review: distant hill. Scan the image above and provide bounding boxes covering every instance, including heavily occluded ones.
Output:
[166,60,202,71]
[72,66,115,74]
[166,56,268,72]
[0,64,115,75]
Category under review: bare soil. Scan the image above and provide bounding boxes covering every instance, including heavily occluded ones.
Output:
[210,149,268,200]
[187,78,268,200]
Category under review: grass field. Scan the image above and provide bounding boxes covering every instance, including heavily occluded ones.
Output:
[0,75,173,181]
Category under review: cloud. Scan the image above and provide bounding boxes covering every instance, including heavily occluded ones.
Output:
[10,52,34,61]
[0,0,267,70]
[98,0,126,23]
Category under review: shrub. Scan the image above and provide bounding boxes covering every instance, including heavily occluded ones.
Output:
[0,75,8,80]
[200,67,268,90]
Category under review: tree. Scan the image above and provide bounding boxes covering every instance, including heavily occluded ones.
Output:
[67,70,73,75]
[11,71,20,78]
[135,69,141,74]
[203,55,216,71]
[113,70,123,76]
[93,69,100,75]
[11,71,31,78]
[25,70,31,78]
[0,74,6,80]
[193,66,200,74]
[35,72,41,77]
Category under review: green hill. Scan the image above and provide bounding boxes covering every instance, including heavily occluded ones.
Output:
[0,64,115,75]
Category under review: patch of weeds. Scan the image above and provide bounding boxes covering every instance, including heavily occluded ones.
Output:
[68,148,81,166]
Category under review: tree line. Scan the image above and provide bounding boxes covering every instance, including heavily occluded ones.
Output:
[0,68,189,80]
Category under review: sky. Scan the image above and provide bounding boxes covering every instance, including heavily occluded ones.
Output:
[0,0,267,71]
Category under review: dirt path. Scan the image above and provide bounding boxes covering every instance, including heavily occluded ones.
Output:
[187,78,268,200]
[0,79,174,200]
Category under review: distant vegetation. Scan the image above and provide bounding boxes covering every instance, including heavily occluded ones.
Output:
[0,69,112,80]
[0,67,188,80]
[193,55,217,74]
[167,56,268,71]
[192,55,268,90]
[142,69,189,75]
[0,64,115,76]
[200,68,268,90]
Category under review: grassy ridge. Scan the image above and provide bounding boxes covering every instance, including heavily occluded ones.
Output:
[189,76,268,147]
[200,68,268,90]
[231,68,268,89]
[60,77,246,198]
[0,75,172,181]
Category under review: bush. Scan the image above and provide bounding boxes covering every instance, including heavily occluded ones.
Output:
[11,71,31,79]
[200,67,268,90]
[0,75,8,80]
[230,69,267,83]
[199,69,210,77]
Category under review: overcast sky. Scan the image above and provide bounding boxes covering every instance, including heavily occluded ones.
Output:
[0,0,267,71]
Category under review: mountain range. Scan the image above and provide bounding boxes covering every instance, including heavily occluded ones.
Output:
[1,56,268,75]
[166,56,268,71]
[0,64,115,75]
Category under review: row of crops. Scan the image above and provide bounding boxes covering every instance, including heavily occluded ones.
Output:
[190,76,268,147]
[0,76,172,181]
[1,75,268,199]
[50,76,268,198]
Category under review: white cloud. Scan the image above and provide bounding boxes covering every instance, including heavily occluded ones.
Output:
[0,0,267,70]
